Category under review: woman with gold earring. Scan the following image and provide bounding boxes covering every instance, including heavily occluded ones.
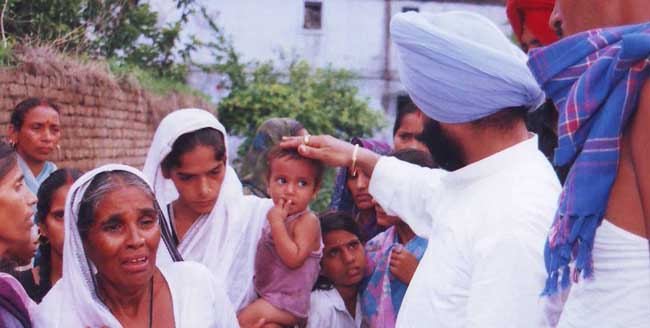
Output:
[7,98,62,195]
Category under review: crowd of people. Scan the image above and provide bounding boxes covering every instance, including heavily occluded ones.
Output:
[0,0,648,327]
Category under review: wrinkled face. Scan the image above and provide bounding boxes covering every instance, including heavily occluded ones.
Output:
[84,186,160,289]
[346,169,374,211]
[321,230,365,287]
[394,112,429,153]
[9,106,61,163]
[374,204,401,228]
[166,145,226,216]
[267,158,319,215]
[0,165,36,256]
[39,184,70,258]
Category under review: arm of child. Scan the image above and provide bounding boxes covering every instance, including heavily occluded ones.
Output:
[268,201,321,269]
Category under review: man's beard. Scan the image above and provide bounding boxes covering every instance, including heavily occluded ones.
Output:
[420,120,465,171]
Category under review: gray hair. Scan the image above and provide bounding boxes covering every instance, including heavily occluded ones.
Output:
[77,171,156,240]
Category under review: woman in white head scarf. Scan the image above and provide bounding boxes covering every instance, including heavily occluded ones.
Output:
[33,164,238,327]
[142,108,273,311]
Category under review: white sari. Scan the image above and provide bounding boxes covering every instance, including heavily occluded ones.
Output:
[33,164,239,327]
[142,108,272,310]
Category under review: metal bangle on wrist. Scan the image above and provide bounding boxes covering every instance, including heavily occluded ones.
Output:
[351,143,360,177]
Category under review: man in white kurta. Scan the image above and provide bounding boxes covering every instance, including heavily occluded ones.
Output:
[370,136,560,327]
[382,11,561,327]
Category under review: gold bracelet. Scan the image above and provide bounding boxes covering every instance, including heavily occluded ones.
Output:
[351,144,360,177]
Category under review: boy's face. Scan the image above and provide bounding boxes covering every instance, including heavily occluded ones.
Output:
[267,157,320,215]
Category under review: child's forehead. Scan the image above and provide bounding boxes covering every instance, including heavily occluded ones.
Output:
[269,156,317,173]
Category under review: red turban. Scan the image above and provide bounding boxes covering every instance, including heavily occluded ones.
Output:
[506,0,558,46]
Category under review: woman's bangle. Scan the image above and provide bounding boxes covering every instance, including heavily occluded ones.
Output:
[351,144,360,177]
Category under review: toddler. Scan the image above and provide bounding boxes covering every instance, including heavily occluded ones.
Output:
[238,147,324,327]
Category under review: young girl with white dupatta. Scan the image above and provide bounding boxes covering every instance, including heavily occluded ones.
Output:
[33,164,239,327]
[142,108,273,311]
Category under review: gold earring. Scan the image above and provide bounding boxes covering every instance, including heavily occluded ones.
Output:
[56,144,61,152]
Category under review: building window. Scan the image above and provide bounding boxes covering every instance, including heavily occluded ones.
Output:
[402,7,419,13]
[304,1,322,30]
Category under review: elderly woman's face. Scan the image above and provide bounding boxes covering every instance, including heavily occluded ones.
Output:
[0,165,36,255]
[84,186,160,289]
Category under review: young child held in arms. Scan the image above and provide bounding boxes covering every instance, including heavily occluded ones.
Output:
[238,147,324,327]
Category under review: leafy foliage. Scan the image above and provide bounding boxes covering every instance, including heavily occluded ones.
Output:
[1,0,197,81]
[196,10,384,212]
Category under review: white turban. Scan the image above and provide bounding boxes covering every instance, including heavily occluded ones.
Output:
[391,11,545,124]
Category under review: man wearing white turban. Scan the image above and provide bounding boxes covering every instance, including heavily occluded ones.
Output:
[281,11,561,327]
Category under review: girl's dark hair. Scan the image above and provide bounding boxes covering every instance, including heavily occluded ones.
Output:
[35,168,83,224]
[313,210,362,291]
[393,97,420,136]
[35,168,82,300]
[0,143,17,181]
[160,127,226,172]
[10,98,60,130]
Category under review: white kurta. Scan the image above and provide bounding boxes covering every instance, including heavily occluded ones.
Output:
[307,288,363,328]
[557,220,650,328]
[370,136,561,328]
[35,262,239,328]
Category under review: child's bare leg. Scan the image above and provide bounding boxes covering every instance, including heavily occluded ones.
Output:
[237,299,298,327]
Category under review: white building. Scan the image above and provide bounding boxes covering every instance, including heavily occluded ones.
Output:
[150,0,508,139]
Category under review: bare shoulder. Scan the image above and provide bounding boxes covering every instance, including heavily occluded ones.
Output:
[295,211,320,232]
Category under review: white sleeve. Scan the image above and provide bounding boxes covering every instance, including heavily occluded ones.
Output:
[369,156,446,239]
[466,233,547,328]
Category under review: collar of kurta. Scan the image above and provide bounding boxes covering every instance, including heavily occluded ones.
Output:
[441,135,539,186]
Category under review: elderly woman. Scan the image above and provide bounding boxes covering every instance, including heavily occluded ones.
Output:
[143,108,273,311]
[34,165,238,327]
[0,142,38,327]
[330,138,391,243]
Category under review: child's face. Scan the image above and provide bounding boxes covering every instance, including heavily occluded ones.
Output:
[267,158,320,215]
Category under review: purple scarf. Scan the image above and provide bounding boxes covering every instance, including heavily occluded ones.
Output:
[528,23,650,295]
[0,277,31,327]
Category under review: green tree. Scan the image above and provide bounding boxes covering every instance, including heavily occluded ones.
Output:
[1,0,197,81]
[197,9,384,211]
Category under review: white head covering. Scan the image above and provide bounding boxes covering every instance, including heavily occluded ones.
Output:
[142,108,272,310]
[34,164,178,327]
[391,11,545,123]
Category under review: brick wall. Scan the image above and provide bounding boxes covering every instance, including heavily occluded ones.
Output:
[0,50,215,171]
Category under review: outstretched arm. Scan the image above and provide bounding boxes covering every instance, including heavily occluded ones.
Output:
[281,135,446,238]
